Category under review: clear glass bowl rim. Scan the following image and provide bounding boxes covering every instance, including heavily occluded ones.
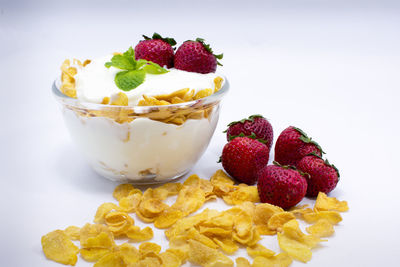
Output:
[52,75,229,112]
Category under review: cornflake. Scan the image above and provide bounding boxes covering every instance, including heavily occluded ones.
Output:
[64,226,80,241]
[80,248,110,262]
[126,226,154,242]
[113,184,136,201]
[187,239,234,267]
[246,243,275,258]
[277,219,324,263]
[306,219,335,237]
[236,257,251,267]
[118,243,140,264]
[314,192,349,212]
[41,168,349,267]
[93,252,125,267]
[252,253,292,267]
[41,230,79,266]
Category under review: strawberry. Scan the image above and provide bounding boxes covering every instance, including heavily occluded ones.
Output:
[174,38,223,74]
[274,126,324,167]
[221,137,269,185]
[297,154,340,197]
[224,115,273,150]
[135,33,176,68]
[257,162,308,209]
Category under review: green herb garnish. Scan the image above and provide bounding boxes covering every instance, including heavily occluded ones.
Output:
[105,47,168,91]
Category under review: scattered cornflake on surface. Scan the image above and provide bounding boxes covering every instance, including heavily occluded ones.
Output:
[79,223,115,249]
[246,243,275,258]
[236,257,251,267]
[306,219,335,237]
[41,230,79,266]
[118,243,140,264]
[118,193,141,213]
[113,184,136,201]
[302,211,343,225]
[139,242,162,256]
[267,212,296,232]
[252,253,293,267]
[64,226,80,241]
[159,251,182,267]
[314,192,349,212]
[188,239,234,267]
[126,226,154,242]
[94,203,119,224]
[80,248,111,262]
[277,219,325,263]
[41,169,349,267]
[93,251,125,267]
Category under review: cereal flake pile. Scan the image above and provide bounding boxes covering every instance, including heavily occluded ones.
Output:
[41,170,348,267]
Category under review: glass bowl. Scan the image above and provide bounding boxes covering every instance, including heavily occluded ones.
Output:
[52,77,229,184]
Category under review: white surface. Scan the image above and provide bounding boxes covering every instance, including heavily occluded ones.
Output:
[1,0,400,266]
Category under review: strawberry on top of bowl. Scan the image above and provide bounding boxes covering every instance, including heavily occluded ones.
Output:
[59,33,225,106]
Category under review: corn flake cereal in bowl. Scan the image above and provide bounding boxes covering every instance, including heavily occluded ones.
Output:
[52,46,228,183]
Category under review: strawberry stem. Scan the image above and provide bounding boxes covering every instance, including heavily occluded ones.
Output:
[142,32,177,46]
[293,127,325,155]
[272,161,311,178]
[228,132,268,144]
[226,114,265,128]
[192,38,223,66]
[305,152,341,179]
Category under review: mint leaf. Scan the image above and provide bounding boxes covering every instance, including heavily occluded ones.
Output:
[123,47,135,58]
[105,47,136,70]
[142,64,169,74]
[136,59,168,74]
[106,54,135,70]
[105,46,168,92]
[135,59,149,69]
[115,70,145,91]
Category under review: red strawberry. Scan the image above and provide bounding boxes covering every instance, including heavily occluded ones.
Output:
[174,38,223,74]
[257,162,308,209]
[274,126,324,167]
[224,115,273,150]
[297,154,340,197]
[135,33,176,68]
[221,137,269,185]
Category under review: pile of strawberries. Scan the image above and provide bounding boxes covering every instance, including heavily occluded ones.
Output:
[220,115,340,209]
[134,33,223,74]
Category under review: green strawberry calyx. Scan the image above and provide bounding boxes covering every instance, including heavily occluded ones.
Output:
[273,161,311,178]
[293,127,326,155]
[104,47,168,91]
[143,32,177,47]
[306,152,340,179]
[227,132,267,145]
[223,114,265,133]
[186,38,223,66]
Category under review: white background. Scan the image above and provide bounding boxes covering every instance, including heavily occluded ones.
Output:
[1,0,400,266]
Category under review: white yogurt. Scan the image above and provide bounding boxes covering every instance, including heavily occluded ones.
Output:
[62,54,224,182]
[63,110,219,182]
[74,55,220,105]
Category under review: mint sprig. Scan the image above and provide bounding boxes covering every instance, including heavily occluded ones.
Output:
[105,47,168,91]
[115,70,145,91]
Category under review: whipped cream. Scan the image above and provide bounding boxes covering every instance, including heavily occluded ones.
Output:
[74,55,220,105]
